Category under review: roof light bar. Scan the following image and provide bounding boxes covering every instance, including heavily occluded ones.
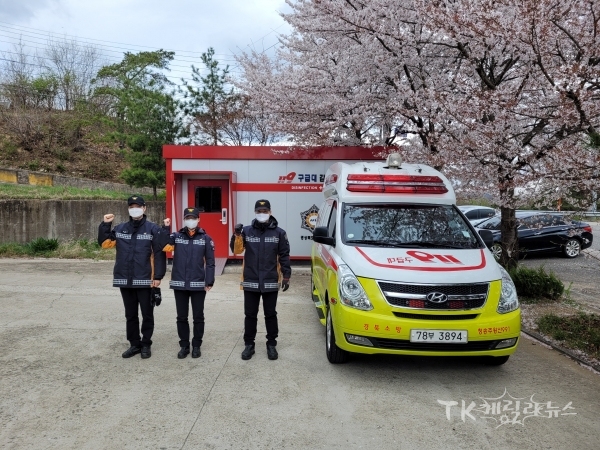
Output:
[346,174,448,194]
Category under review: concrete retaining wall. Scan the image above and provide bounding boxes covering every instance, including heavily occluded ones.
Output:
[0,167,158,195]
[0,200,166,244]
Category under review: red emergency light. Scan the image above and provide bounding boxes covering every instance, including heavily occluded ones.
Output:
[346,174,448,194]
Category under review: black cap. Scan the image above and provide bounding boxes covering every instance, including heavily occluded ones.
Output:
[254,199,271,211]
[127,195,145,206]
[183,207,201,218]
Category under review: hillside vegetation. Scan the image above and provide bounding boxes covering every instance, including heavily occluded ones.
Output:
[0,109,128,183]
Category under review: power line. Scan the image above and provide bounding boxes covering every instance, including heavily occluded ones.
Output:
[0,18,284,88]
[0,34,243,70]
[0,20,242,58]
[0,20,282,62]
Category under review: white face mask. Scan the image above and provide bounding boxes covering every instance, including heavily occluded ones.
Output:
[129,208,144,219]
[255,213,270,223]
[184,218,199,229]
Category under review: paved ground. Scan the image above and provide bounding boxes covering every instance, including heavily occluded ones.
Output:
[0,259,599,450]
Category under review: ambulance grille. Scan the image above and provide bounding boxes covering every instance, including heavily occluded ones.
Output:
[392,312,479,320]
[378,282,488,310]
[369,338,505,352]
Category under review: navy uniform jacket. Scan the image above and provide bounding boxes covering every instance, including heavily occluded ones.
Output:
[230,216,291,292]
[98,216,167,288]
[164,227,216,290]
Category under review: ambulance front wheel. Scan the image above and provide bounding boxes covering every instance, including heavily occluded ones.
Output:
[326,307,349,364]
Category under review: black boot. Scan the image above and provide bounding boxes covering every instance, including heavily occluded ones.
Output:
[141,346,151,359]
[267,345,278,360]
[241,344,255,360]
[178,347,190,359]
[192,347,201,358]
[122,346,141,358]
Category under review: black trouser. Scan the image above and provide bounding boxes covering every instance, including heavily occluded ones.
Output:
[244,290,278,346]
[174,289,206,348]
[120,287,153,348]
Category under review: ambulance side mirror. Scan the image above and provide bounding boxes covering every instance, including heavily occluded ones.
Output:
[478,229,494,248]
[313,226,335,246]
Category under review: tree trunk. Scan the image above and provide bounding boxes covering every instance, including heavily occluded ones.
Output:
[153,185,158,200]
[499,187,519,269]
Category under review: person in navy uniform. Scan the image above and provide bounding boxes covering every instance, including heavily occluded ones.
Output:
[98,195,166,359]
[230,199,291,361]
[162,207,215,359]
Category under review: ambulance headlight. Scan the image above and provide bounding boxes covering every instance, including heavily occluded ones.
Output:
[497,266,519,314]
[338,265,373,311]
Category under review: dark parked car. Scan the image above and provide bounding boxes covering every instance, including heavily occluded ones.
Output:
[475,211,593,260]
[458,205,497,227]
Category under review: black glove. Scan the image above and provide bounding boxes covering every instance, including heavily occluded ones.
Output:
[151,287,162,307]
[281,279,290,292]
[234,223,243,235]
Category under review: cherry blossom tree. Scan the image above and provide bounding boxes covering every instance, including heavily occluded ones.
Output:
[237,0,600,266]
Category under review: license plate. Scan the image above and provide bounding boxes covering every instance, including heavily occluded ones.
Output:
[410,329,468,343]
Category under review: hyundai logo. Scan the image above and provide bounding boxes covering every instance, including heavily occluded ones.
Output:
[426,292,448,303]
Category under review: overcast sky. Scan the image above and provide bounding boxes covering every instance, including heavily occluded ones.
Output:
[0,0,292,84]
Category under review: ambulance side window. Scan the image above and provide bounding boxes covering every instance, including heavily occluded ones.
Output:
[327,202,337,238]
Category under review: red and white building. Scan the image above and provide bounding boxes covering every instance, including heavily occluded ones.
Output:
[163,145,384,263]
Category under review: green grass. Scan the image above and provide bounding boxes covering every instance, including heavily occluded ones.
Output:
[538,313,600,359]
[0,183,165,200]
[0,239,116,260]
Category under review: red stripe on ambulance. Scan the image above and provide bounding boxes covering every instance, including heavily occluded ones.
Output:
[318,245,338,271]
[355,247,487,271]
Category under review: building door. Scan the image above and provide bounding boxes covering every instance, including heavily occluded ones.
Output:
[187,179,230,258]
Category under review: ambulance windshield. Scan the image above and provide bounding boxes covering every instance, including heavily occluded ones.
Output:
[342,204,480,249]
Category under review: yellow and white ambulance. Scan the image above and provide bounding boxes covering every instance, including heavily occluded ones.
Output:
[310,153,520,364]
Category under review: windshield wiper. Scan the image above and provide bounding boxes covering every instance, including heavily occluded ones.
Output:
[404,241,476,249]
[345,239,414,248]
[346,239,474,249]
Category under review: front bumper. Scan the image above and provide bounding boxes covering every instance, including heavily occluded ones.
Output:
[331,278,521,357]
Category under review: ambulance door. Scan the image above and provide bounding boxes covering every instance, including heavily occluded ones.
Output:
[188,179,230,258]
[315,199,337,312]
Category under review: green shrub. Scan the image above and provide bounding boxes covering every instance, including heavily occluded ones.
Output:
[507,265,564,301]
[54,149,72,161]
[28,160,40,171]
[26,237,59,254]
[1,139,19,158]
